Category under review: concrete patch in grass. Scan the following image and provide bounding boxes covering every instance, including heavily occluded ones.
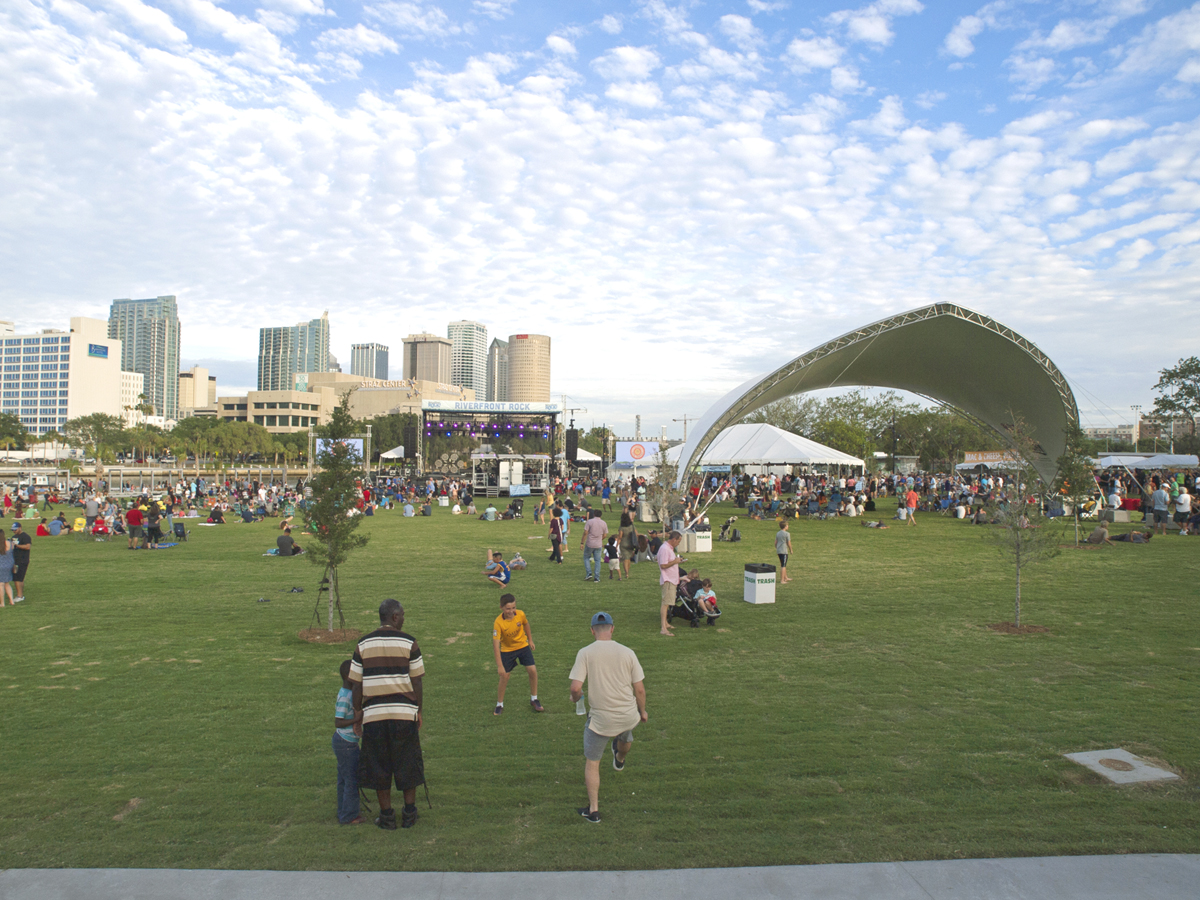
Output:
[1063,748,1180,784]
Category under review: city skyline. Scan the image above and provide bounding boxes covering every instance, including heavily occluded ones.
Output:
[5,1,1199,438]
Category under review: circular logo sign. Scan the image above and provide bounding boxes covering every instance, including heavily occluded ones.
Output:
[630,443,646,460]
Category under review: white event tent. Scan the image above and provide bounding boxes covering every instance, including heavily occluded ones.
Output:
[666,423,864,469]
[1095,454,1198,469]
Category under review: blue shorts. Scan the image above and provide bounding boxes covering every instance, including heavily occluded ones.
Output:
[501,646,535,672]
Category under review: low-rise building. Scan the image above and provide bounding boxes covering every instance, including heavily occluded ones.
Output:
[1,317,124,435]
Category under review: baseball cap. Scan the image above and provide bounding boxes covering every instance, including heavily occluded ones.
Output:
[12,521,21,529]
[591,611,613,627]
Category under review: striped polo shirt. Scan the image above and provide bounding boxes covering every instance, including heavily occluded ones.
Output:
[350,628,425,724]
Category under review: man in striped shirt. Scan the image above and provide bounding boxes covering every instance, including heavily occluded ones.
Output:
[350,598,426,830]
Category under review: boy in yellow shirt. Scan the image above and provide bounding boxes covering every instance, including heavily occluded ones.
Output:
[493,593,544,715]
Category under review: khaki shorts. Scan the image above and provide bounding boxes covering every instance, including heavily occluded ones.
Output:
[661,580,677,607]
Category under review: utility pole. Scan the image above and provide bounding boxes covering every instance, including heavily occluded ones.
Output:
[672,414,696,441]
[1130,405,1141,453]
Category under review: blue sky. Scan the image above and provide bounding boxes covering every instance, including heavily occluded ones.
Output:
[2,0,1198,437]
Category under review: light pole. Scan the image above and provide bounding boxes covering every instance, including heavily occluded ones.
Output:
[1130,405,1141,453]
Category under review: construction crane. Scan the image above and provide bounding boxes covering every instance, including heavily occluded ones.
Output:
[672,414,697,441]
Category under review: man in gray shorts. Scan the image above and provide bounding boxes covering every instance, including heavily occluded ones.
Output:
[569,612,647,823]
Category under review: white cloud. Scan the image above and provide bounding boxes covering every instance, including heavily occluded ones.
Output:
[592,46,661,81]
[4,0,1200,435]
[365,2,462,38]
[827,0,924,47]
[830,66,865,93]
[315,25,399,56]
[598,15,622,35]
[605,81,662,107]
[1006,53,1057,91]
[944,14,985,58]
[545,35,576,57]
[719,14,762,51]
[914,90,946,109]
[472,0,515,21]
[747,0,788,11]
[784,36,843,72]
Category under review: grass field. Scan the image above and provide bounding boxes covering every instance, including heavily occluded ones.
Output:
[1,498,1197,872]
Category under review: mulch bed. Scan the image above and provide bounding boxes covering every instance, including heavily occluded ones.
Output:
[298,628,362,644]
[987,622,1051,635]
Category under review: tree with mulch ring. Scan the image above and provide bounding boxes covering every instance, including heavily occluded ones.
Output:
[981,412,1062,629]
[299,394,369,641]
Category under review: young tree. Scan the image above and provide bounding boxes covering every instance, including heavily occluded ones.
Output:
[1054,426,1100,548]
[1150,356,1200,437]
[981,413,1062,627]
[304,395,370,633]
[646,446,681,529]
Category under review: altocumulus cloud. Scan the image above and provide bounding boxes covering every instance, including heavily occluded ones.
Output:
[1,0,1198,429]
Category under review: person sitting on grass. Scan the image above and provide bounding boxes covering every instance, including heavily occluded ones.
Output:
[481,502,498,522]
[36,518,52,536]
[207,505,225,525]
[862,520,890,529]
[1085,524,1114,546]
[277,526,303,556]
[484,549,511,586]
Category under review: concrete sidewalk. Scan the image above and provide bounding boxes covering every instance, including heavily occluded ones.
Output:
[2,855,1198,900]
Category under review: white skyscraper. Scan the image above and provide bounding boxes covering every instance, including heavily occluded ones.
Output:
[447,319,488,396]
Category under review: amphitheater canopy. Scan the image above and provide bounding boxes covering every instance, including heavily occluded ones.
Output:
[675,304,1078,486]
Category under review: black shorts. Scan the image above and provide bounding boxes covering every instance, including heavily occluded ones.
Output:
[501,646,536,672]
[359,719,424,792]
[778,553,788,567]
[13,561,28,581]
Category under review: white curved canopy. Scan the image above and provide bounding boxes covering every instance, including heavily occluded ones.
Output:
[675,304,1078,486]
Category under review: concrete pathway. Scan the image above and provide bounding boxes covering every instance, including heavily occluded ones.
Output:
[3,855,1198,900]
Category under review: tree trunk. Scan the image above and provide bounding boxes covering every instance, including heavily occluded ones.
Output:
[1014,549,1022,628]
[328,565,336,633]
[1074,511,1080,548]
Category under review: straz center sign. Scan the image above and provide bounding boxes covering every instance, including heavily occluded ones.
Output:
[615,441,656,463]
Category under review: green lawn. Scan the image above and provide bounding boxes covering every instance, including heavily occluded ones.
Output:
[1,498,1197,871]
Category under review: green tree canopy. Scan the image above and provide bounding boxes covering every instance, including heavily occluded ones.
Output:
[1151,356,1200,437]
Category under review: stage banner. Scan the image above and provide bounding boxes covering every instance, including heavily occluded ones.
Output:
[316,438,363,461]
[615,441,655,464]
[963,451,1021,466]
[421,400,561,414]
[509,484,531,497]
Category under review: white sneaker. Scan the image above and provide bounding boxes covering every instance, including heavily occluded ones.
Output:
[13,596,24,603]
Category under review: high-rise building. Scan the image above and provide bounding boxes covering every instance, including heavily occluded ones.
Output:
[506,334,551,402]
[258,312,330,391]
[447,320,488,395]
[351,343,389,380]
[108,295,181,419]
[486,338,508,402]
[178,365,217,414]
[402,333,452,384]
[2,317,124,435]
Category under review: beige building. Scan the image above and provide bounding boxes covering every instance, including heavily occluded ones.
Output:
[121,371,146,427]
[179,365,218,415]
[506,334,551,402]
[1,317,124,435]
[216,373,473,435]
[402,333,452,384]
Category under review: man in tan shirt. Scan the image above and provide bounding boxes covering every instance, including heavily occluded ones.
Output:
[569,612,647,823]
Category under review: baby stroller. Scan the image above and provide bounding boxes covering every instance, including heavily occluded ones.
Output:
[667,582,721,628]
[508,498,524,519]
[717,516,740,542]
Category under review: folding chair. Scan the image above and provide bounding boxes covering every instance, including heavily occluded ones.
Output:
[173,521,189,542]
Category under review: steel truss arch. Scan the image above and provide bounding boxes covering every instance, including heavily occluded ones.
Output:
[675,304,1078,485]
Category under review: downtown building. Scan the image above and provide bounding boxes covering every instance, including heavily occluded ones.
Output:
[258,312,330,391]
[402,333,452,384]
[447,319,487,396]
[351,343,389,380]
[1,317,124,435]
[506,334,551,402]
[486,337,508,402]
[108,295,182,419]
